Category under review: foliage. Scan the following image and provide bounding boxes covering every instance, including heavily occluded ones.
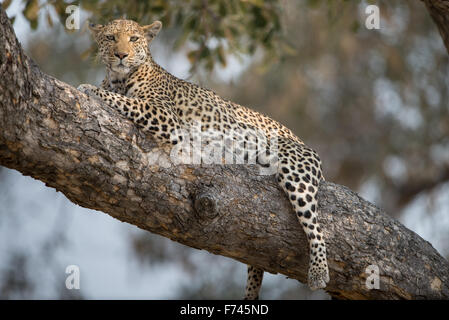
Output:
[223,0,449,215]
[5,0,290,71]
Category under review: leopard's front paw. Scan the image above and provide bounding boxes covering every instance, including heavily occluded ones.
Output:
[77,83,98,96]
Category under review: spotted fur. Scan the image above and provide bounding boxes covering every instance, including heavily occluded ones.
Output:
[77,19,330,299]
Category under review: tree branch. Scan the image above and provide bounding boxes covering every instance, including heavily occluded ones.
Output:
[422,0,449,54]
[1,7,448,300]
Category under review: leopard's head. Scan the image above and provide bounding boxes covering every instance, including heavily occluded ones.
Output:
[89,19,162,74]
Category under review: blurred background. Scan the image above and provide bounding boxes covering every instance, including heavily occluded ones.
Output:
[1,0,448,299]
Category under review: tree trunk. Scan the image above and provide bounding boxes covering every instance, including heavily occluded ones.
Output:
[0,6,448,300]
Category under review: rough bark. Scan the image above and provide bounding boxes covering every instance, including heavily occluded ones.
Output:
[0,7,448,300]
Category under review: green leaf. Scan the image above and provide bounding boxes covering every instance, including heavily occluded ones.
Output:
[350,20,360,33]
[243,0,264,8]
[205,55,214,71]
[30,18,38,30]
[2,0,12,10]
[199,46,211,59]
[216,45,226,67]
[219,2,227,16]
[23,0,40,21]
[187,49,199,64]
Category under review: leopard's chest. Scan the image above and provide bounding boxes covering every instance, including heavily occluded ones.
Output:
[108,79,127,95]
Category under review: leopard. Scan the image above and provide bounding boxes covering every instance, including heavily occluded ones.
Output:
[77,18,330,299]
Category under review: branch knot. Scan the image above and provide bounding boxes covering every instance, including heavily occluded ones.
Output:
[194,192,218,219]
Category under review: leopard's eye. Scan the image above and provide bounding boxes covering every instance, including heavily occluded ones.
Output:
[106,35,115,41]
[129,36,139,42]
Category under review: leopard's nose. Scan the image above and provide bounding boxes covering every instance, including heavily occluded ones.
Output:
[114,52,128,60]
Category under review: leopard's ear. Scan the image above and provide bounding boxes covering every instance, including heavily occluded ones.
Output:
[142,21,162,42]
[88,21,104,36]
